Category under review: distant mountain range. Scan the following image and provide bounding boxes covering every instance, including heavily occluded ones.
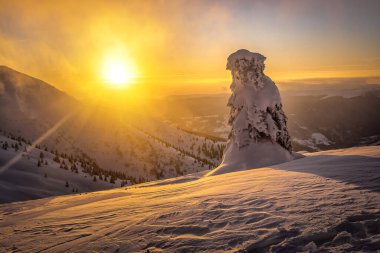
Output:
[158,83,380,152]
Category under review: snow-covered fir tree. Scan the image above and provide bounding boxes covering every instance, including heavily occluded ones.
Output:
[208,49,293,176]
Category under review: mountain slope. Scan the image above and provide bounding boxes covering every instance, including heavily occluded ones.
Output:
[0,65,78,140]
[1,146,379,252]
[0,133,123,203]
[0,67,226,201]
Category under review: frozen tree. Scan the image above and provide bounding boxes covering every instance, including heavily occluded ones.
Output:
[208,49,293,176]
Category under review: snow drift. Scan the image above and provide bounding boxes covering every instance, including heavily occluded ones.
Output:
[208,49,293,176]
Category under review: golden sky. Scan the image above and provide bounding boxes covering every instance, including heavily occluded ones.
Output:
[1,0,380,101]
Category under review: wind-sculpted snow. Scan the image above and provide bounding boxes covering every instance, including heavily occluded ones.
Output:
[0,146,379,252]
[209,50,293,176]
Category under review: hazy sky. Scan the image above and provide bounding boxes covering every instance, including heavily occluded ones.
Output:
[1,0,379,100]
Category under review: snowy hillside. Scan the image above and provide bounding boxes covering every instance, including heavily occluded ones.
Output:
[0,116,224,203]
[45,111,224,181]
[0,66,225,189]
[1,146,379,252]
[0,133,125,203]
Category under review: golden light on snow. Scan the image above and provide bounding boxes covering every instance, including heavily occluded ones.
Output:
[101,56,137,89]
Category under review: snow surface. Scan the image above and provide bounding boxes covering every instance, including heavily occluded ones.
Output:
[0,146,379,252]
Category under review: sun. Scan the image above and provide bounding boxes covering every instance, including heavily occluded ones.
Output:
[102,57,137,89]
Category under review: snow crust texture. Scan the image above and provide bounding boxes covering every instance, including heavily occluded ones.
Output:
[0,146,379,252]
[209,50,293,175]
